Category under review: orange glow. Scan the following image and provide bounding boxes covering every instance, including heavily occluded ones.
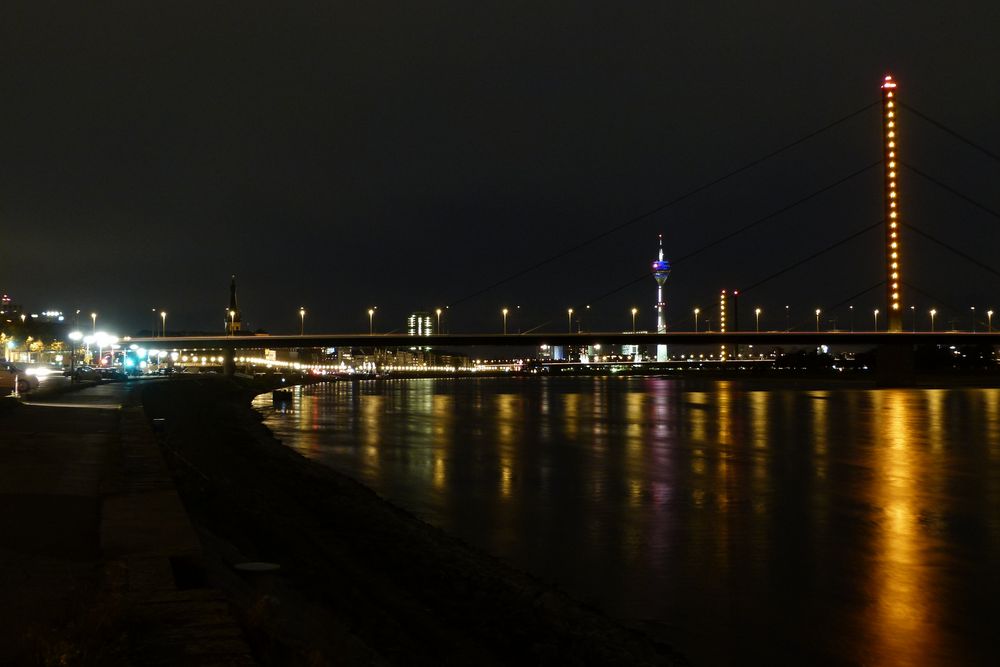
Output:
[881,74,903,329]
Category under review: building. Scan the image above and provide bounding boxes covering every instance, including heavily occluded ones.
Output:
[407,311,433,350]
[1,294,23,324]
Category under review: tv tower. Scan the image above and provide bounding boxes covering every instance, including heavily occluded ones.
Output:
[652,235,671,362]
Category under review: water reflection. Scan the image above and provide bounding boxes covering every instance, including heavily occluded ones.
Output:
[253,378,1000,665]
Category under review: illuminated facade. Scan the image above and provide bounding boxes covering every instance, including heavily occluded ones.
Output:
[652,235,671,362]
[0,294,23,324]
[407,312,433,337]
[407,311,433,350]
[225,274,242,334]
[881,74,903,331]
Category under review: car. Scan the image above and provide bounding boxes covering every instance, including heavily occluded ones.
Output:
[97,367,127,381]
[0,364,40,394]
[73,365,101,382]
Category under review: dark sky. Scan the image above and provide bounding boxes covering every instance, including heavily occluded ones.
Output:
[2,1,998,335]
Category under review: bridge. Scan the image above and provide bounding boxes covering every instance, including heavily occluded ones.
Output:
[112,74,1000,385]
[127,330,998,350]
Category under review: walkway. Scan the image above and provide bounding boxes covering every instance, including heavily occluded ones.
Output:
[0,380,255,665]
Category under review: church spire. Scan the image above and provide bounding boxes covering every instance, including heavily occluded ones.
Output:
[226,274,242,334]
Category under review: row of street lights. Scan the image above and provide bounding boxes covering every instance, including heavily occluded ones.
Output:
[245,302,997,337]
[495,305,998,334]
[130,304,997,338]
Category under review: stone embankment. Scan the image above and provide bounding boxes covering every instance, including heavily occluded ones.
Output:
[143,376,685,666]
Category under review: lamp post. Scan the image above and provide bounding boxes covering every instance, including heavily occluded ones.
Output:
[849,305,855,332]
[368,308,376,335]
[151,308,158,336]
[502,308,508,335]
[567,308,573,333]
[68,331,82,382]
[299,307,306,335]
[988,310,994,333]
[694,307,700,333]
[755,308,761,332]
[815,308,821,332]
[436,308,442,334]
[930,308,937,332]
[228,309,235,335]
[971,306,976,332]
[785,305,790,331]
[160,311,167,338]
[631,307,638,333]
[910,305,916,332]
[873,309,879,331]
[91,312,97,334]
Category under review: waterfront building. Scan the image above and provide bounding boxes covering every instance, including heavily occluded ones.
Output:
[407,312,434,337]
[407,311,433,351]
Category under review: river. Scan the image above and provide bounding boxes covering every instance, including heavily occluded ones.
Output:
[252,376,1000,665]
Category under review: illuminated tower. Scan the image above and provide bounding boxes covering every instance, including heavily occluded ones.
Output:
[652,235,671,362]
[719,289,727,361]
[881,74,903,332]
[225,274,242,334]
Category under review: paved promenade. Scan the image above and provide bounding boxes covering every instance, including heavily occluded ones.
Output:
[0,381,254,665]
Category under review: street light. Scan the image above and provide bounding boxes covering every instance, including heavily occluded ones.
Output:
[228,309,235,335]
[694,307,700,333]
[631,307,638,333]
[91,312,97,334]
[873,308,879,331]
[910,305,916,332]
[368,307,376,335]
[754,307,761,332]
[567,308,573,333]
[815,308,821,332]
[971,306,976,332]
[502,307,509,335]
[988,310,994,333]
[436,308,442,334]
[68,331,82,381]
[160,311,167,337]
[299,307,306,335]
[930,308,937,332]
[849,305,854,332]
[785,305,790,331]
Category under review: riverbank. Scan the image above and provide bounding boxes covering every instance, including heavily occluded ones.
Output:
[141,376,683,665]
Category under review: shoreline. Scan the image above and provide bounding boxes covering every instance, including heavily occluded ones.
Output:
[142,376,684,665]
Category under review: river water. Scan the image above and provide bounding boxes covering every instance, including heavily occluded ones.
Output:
[252,377,1000,665]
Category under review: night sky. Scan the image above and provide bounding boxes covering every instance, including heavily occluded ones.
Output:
[2,1,998,336]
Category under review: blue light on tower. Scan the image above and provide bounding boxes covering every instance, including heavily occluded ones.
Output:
[652,235,670,362]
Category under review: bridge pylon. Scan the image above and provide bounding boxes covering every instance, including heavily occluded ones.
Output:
[881,74,903,332]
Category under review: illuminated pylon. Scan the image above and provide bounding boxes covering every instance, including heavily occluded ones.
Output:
[719,289,727,361]
[881,74,903,332]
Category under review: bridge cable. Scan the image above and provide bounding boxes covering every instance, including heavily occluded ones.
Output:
[736,220,883,294]
[902,222,1000,280]
[902,162,1000,220]
[668,161,882,266]
[901,280,967,322]
[901,103,1000,165]
[524,161,882,332]
[525,215,883,334]
[805,280,886,332]
[446,101,880,308]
